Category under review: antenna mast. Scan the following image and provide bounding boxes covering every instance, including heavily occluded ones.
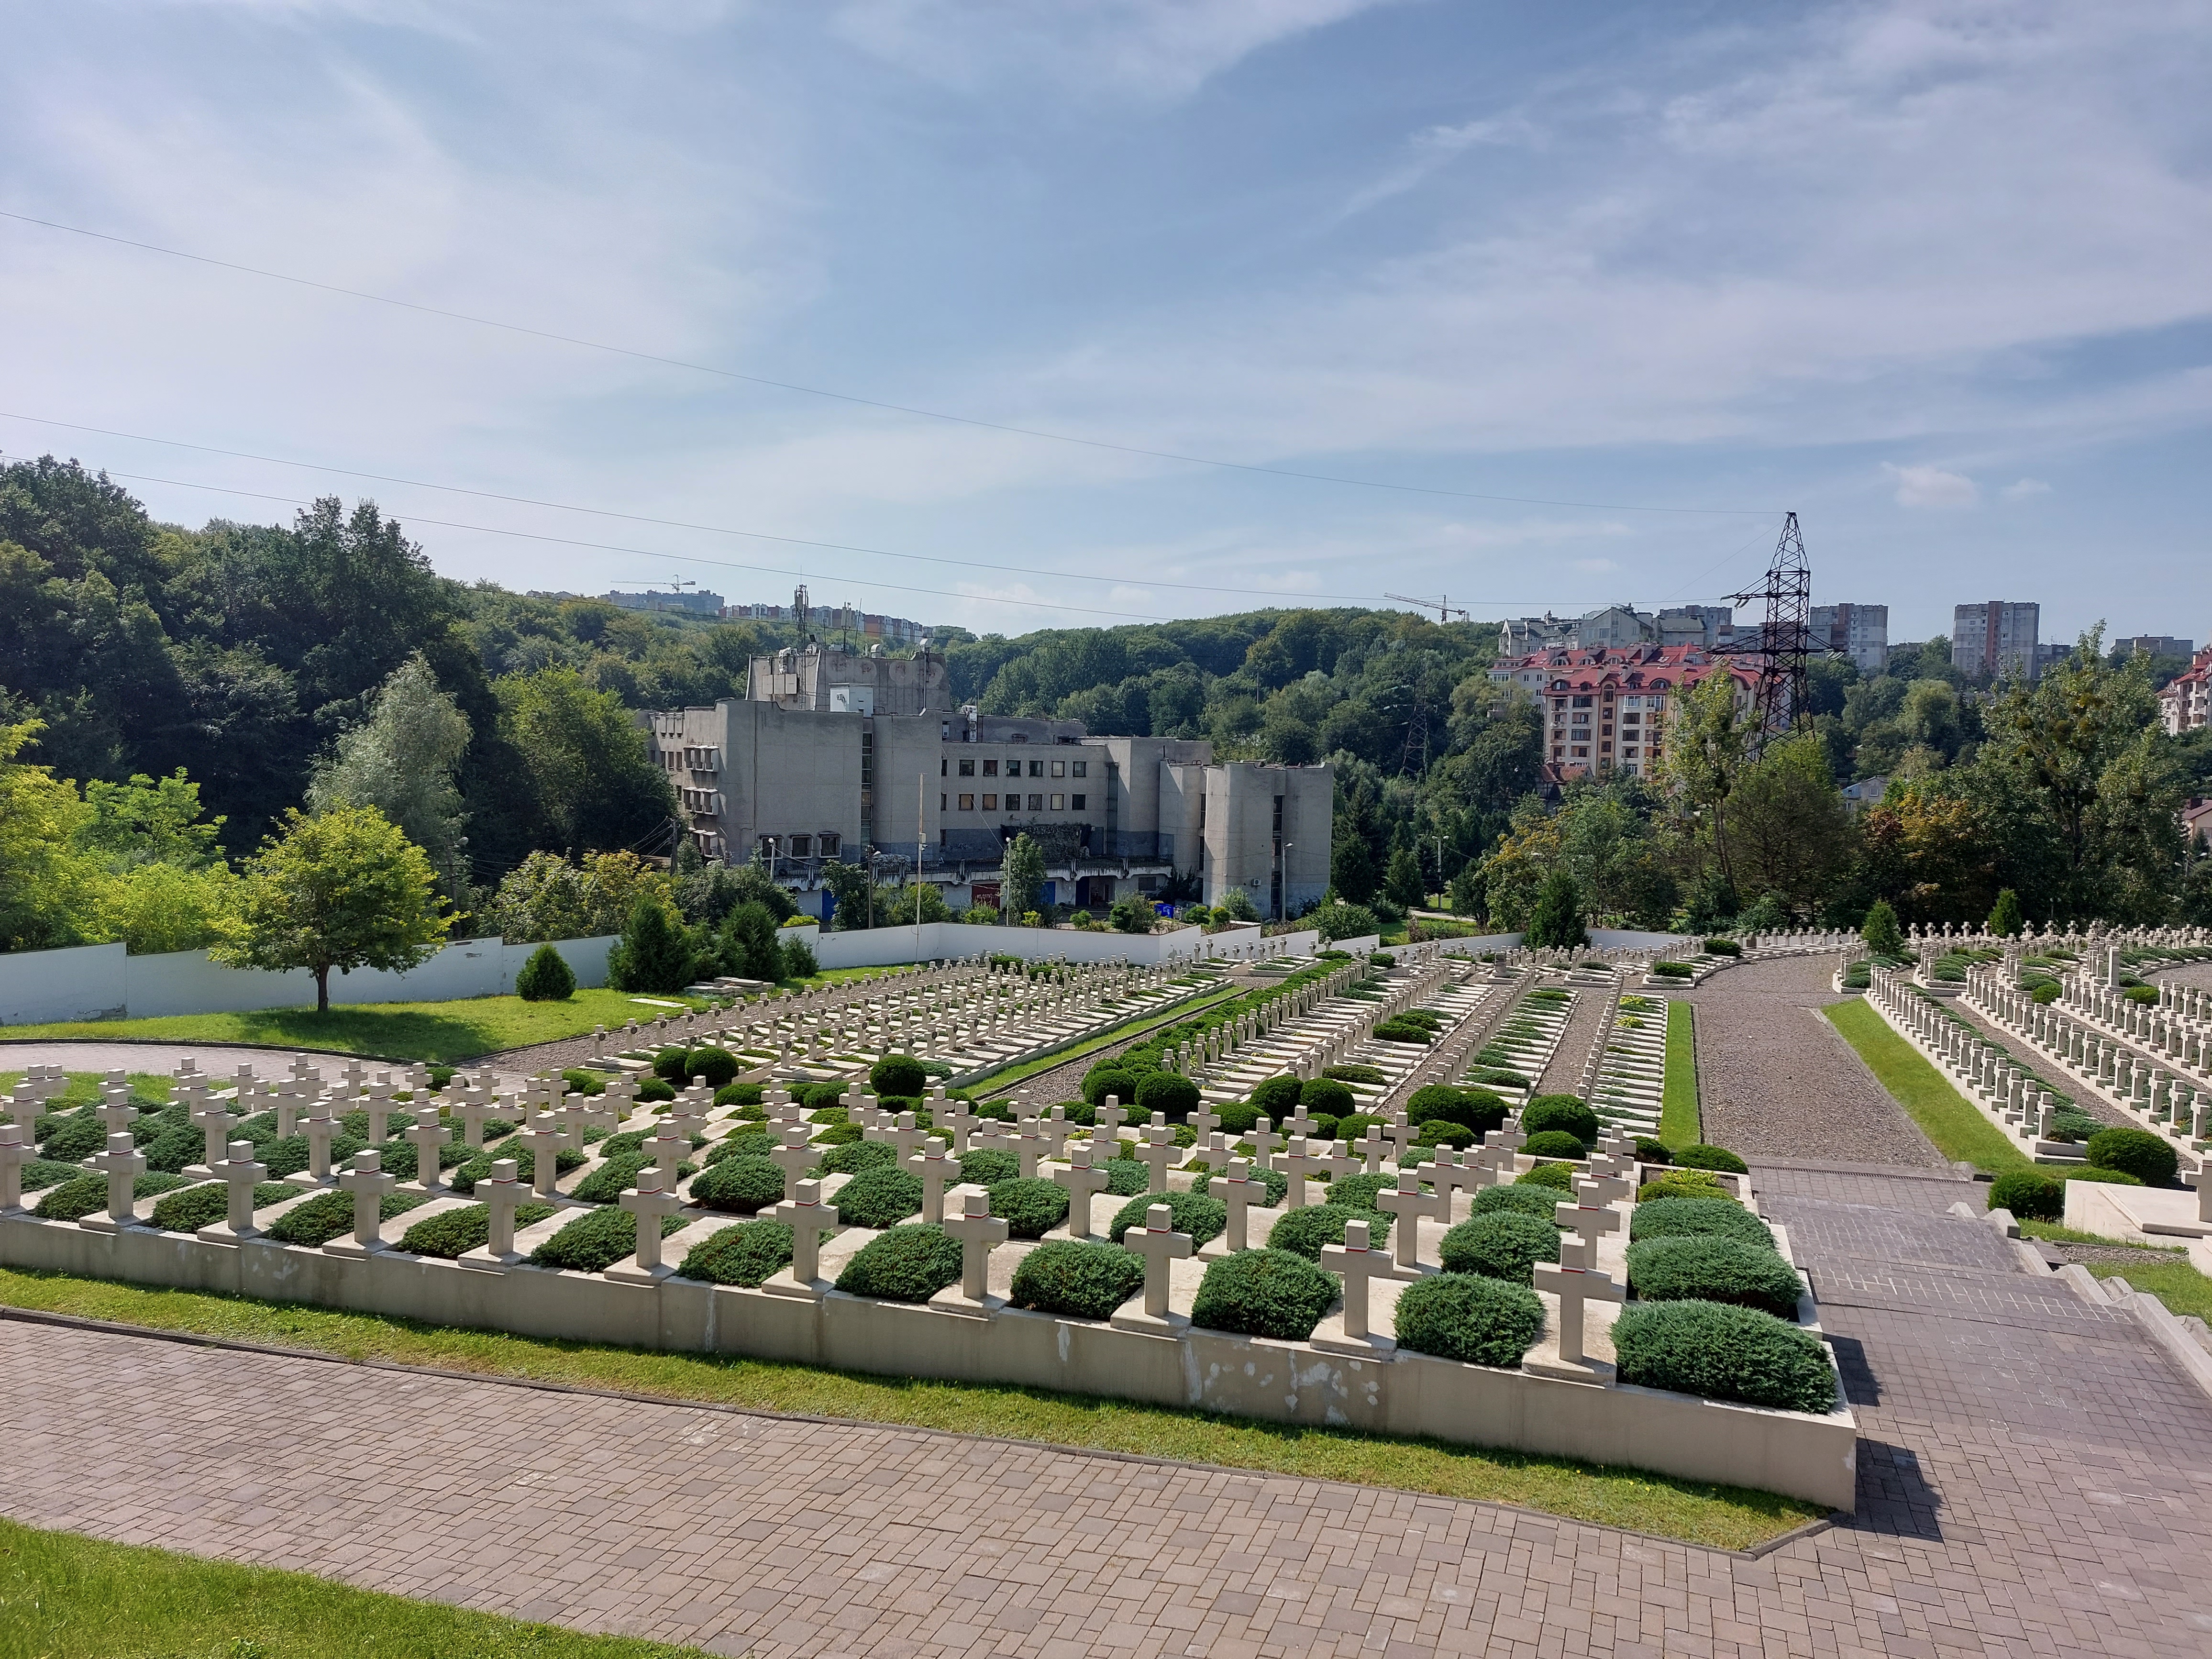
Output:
[1724,513,1811,746]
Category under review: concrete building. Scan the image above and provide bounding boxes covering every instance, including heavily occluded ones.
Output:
[1489,642,1761,782]
[2115,634,2196,661]
[604,588,725,615]
[2159,646,2212,737]
[1501,604,1741,658]
[646,643,1331,922]
[1656,605,1740,651]
[1950,601,2039,679]
[725,602,928,645]
[1809,603,1889,674]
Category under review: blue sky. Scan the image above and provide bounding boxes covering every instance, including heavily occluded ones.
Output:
[0,0,2206,646]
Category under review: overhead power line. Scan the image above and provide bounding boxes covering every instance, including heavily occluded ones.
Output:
[0,207,1779,517]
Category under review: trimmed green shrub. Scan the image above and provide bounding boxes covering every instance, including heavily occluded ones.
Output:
[572,1150,696,1204]
[689,1155,785,1214]
[971,1100,1013,1123]
[1676,1143,1749,1175]
[1249,1076,1302,1115]
[1649,961,1695,979]
[264,1188,429,1246]
[1438,1212,1559,1284]
[2086,1126,2179,1186]
[1702,937,1742,956]
[559,1068,606,1097]
[675,1220,795,1286]
[715,1081,765,1108]
[706,1129,776,1165]
[1630,1195,1775,1250]
[1189,1165,1291,1206]
[515,943,576,1001]
[1136,1073,1201,1120]
[1083,1067,1139,1107]
[1306,1113,1341,1145]
[531,1206,687,1272]
[1371,1017,1432,1044]
[1190,1249,1338,1340]
[871,1054,928,1097]
[1416,1120,1475,1149]
[1299,1077,1356,1117]
[148,1180,298,1231]
[989,1176,1070,1239]
[813,1123,863,1146]
[600,1127,704,1158]
[1627,1235,1803,1317]
[956,1148,1020,1187]
[1009,1239,1144,1319]
[800,1083,847,1112]
[1332,1113,1387,1149]
[1107,1188,1227,1246]
[1522,1095,1599,1145]
[1522,1130,1587,1161]
[2060,1165,2144,1186]
[1404,1085,1480,1131]
[1988,1169,2064,1222]
[835,1224,964,1300]
[818,1139,896,1176]
[835,1164,924,1228]
[1325,1063,1386,1086]
[1266,1202,1393,1262]
[1102,1158,1151,1196]
[1469,1067,1529,1089]
[33,1172,189,1221]
[683,1047,739,1089]
[398,1200,556,1258]
[37,1110,108,1164]
[1471,1183,1562,1222]
[1214,1102,1260,1134]
[1637,1169,1735,1205]
[635,1078,676,1104]
[1393,1273,1545,1365]
[1633,1137,1672,1165]
[22,1159,92,1193]
[1611,1301,1837,1413]
[651,1048,689,1083]
[1325,1172,1402,1212]
[1519,1161,1576,1191]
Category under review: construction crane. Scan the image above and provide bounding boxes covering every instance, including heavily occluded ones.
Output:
[1724,513,1812,747]
[1385,593,1470,625]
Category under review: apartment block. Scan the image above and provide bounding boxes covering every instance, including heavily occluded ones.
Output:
[2159,646,2212,737]
[1489,642,1761,781]
[1809,603,1889,673]
[1950,601,2040,679]
[2116,634,2196,661]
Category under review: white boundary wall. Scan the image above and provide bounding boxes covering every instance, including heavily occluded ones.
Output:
[0,936,618,1027]
[795,921,1319,972]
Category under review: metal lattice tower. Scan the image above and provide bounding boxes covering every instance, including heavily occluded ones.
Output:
[1725,512,1811,745]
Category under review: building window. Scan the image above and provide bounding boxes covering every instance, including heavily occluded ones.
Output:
[1051,793,1064,810]
[790,835,813,857]
[1028,792,1043,810]
[1029,759,1044,777]
[1572,712,1590,725]
[1623,747,1639,758]
[940,758,947,776]
[959,759,975,776]
[983,759,998,777]
[1552,746,1564,759]
[818,834,840,857]
[1072,793,1086,810]
[1571,747,1589,759]
[1050,760,1064,778]
[940,793,947,810]
[982,793,997,810]
[1622,712,1640,725]
[1573,695,1594,708]
[959,793,975,810]
[1072,760,1087,777]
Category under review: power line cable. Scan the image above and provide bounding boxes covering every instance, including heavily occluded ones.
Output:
[0,207,1779,517]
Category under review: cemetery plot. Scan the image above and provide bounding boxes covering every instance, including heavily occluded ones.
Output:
[1584,994,1669,1139]
[0,946,1853,1510]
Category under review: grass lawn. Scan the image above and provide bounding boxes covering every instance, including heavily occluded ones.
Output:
[2088,1256,2212,1320]
[0,1516,705,1658]
[966,980,1246,1097]
[1659,1000,1700,1149]
[0,1267,1822,1551]
[0,1069,175,1104]
[1824,998,2030,1174]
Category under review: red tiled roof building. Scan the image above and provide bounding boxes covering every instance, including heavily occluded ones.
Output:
[1490,642,1763,783]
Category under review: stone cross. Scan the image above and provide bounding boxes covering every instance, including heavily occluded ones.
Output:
[1320,1217,1393,1345]
[770,1126,819,1201]
[617,1169,687,1278]
[0,1126,28,1212]
[193,1095,241,1172]
[1532,1259,1623,1373]
[907,1138,960,1224]
[1014,1117,1051,1180]
[1356,1125,1391,1174]
[1094,1099,1128,1153]
[1052,1146,1111,1240]
[769,1179,839,1298]
[1246,1119,1281,1172]
[525,1116,565,1199]
[212,1139,268,1237]
[1119,1202,1192,1325]
[99,1088,138,1139]
[88,1130,146,1228]
[478,1158,526,1261]
[1375,1172,1444,1274]
[364,1091,404,1147]
[645,1120,691,1181]
[944,1103,980,1153]
[301,1102,341,1183]
[1214,1157,1264,1253]
[1189,1104,1220,1141]
[940,1186,1010,1308]
[404,1109,452,1190]
[339,1150,398,1249]
[1138,1121,1179,1192]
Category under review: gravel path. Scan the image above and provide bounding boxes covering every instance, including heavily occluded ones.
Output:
[1681,955,1950,1168]
[0,1041,356,1083]
[1536,979,1612,1096]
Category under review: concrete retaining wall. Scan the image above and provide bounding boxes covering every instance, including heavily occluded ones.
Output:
[799,922,1320,971]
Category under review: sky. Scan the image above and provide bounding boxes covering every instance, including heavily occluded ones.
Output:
[0,0,2207,648]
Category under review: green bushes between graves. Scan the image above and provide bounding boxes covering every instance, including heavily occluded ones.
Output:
[148,1181,296,1232]
[1522,1095,1599,1145]
[1299,1077,1356,1117]
[1333,1113,1387,1149]
[1611,1302,1838,1414]
[264,1189,430,1247]
[1325,1063,1386,1086]
[1325,1172,1407,1212]
[1213,1102,1260,1134]
[676,1220,796,1287]
[1135,1073,1201,1120]
[1519,1161,1577,1191]
[1370,1018,1432,1045]
[1675,1143,1749,1175]
[2059,1165,2143,1186]
[1522,1130,1587,1161]
[1189,1165,1291,1207]
[398,1200,557,1258]
[1249,1076,1302,1115]
[1189,1248,1339,1340]
[989,1177,1070,1239]
[571,1150,696,1205]
[2086,1127,2179,1186]
[1009,1239,1146,1319]
[1629,1195,1775,1251]
[956,1148,1020,1187]
[1108,1189,1228,1246]
[1987,1169,2065,1222]
[634,1078,676,1104]
[684,1047,740,1089]
[1471,1183,1564,1222]
[1626,1236,1804,1319]
[834,1165,924,1228]
[871,1055,928,1098]
[1266,1203,1394,1262]
[1437,1213,1559,1285]
[714,1082,765,1109]
[1416,1121,1475,1149]
[33,1172,190,1222]
[1392,1273,1546,1366]
[819,1140,896,1177]
[835,1224,964,1301]
[1636,1169,1736,1205]
[1083,1067,1139,1108]
[530,1207,687,1272]
[651,1049,689,1084]
[514,943,575,1001]
[1634,1137,1672,1165]
[688,1157,786,1215]
[21,1159,92,1194]
[1649,961,1695,979]
[559,1068,605,1097]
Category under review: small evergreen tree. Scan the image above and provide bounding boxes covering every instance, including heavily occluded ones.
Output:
[1003,833,1046,919]
[1861,897,1905,959]
[513,941,575,1001]
[781,934,819,978]
[1108,891,1156,934]
[719,900,783,982]
[1524,871,1589,950]
[1987,888,2022,937]
[1384,846,1426,910]
[608,894,695,994]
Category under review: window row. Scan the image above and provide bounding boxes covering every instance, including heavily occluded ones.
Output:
[756,833,841,859]
[951,792,1085,813]
[950,756,1087,779]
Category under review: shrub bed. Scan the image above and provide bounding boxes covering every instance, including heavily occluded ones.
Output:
[956,1148,1020,1187]
[1471,1183,1563,1222]
[572,1150,697,1205]
[149,1180,296,1231]
[1437,1212,1559,1284]
[1416,1120,1475,1148]
[1189,1165,1290,1207]
[1988,1169,2064,1222]
[1636,1169,1735,1205]
[1190,1248,1339,1339]
[1629,1195,1775,1250]
[1266,1203,1393,1262]
[1611,1301,1838,1413]
[33,1172,190,1222]
[530,1206,687,1272]
[1102,1158,1151,1196]
[1626,1235,1803,1318]
[1249,1076,1302,1115]
[1519,1161,1576,1191]
[1008,1239,1146,1319]
[834,1165,924,1228]
[1649,961,1694,979]
[1370,1018,1432,1045]
[1212,1101,1259,1134]
[1675,1143,1749,1175]
[1393,1273,1545,1365]
[1332,1113,1387,1149]
[683,1047,739,1088]
[264,1188,430,1247]
[715,1082,765,1109]
[1633,1137,1672,1165]
[676,1220,796,1286]
[989,1176,1070,1239]
[1108,1188,1227,1246]
[2086,1127,2179,1186]
[1082,1067,1139,1107]
[22,1159,92,1193]
[398,1200,557,1258]
[818,1140,896,1177]
[706,1129,776,1165]
[834,1224,964,1301]
[1299,1077,1356,1117]
[1135,1073,1201,1120]
[870,1055,928,1097]
[1522,1130,1587,1161]
[688,1156,786,1214]
[1324,1063,1386,1086]
[634,1078,676,1104]
[1522,1095,1599,1145]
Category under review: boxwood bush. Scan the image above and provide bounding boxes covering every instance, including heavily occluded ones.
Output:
[689,1156,786,1214]
[37,1110,109,1163]
[835,1164,924,1228]
[1009,1239,1145,1318]
[1437,1212,1559,1284]
[1190,1248,1338,1340]
[651,1048,689,1083]
[1370,1017,1432,1045]
[1324,1063,1386,1086]
[1522,1095,1599,1145]
[956,1148,1021,1187]
[1416,1120,1476,1149]
[2061,1165,2143,1186]
[1471,1183,1564,1222]
[1987,1169,2064,1222]
[1519,1161,1577,1191]
[1611,1301,1838,1413]
[1213,1102,1260,1135]
[149,1180,296,1231]
[634,1078,676,1104]
[1636,1169,1736,1205]
[1266,1202,1393,1262]
[676,1220,795,1286]
[1189,1165,1290,1206]
[1102,1158,1151,1197]
[1083,1066,1139,1107]
[1332,1113,1387,1148]
[1135,1073,1201,1120]
[1626,1235,1804,1318]
[706,1129,776,1165]
[1650,961,1695,979]
[33,1171,190,1222]
[685,1047,740,1088]
[1522,1130,1587,1161]
[1393,1273,1545,1365]
[558,1068,605,1097]
[1249,1076,1302,1114]
[1633,1137,1672,1165]
[1299,1077,1356,1117]
[398,1200,557,1258]
[870,1054,928,1098]
[572,1150,697,1205]
[1630,1195,1775,1251]
[989,1176,1070,1239]
[265,1188,430,1246]
[819,1140,896,1177]
[715,1082,765,1108]
[1108,1188,1227,1246]
[835,1224,964,1301]
[530,1206,687,1272]
[22,1158,92,1193]
[1675,1143,1749,1175]
[2086,1126,2179,1186]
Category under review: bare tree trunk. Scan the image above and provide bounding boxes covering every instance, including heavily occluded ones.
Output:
[315,965,331,1015]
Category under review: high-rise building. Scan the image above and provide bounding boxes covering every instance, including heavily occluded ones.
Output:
[2114,634,2196,661]
[1950,601,2039,679]
[603,587,725,615]
[1808,603,1888,674]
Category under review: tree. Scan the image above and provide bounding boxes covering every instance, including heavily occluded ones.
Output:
[79,769,226,869]
[1215,886,1260,923]
[1003,832,1046,918]
[1524,871,1589,950]
[606,893,696,995]
[212,806,452,1012]
[1108,891,1156,934]
[0,719,104,952]
[1309,898,1381,942]
[821,858,878,930]
[1654,670,1749,886]
[306,654,471,897]
[1330,784,1382,905]
[1988,888,2023,937]
[1861,898,1905,959]
[719,900,784,982]
[1726,732,1852,922]
[1384,846,1427,910]
[900,880,953,925]
[514,942,576,1001]
[496,668,675,853]
[1445,863,1483,918]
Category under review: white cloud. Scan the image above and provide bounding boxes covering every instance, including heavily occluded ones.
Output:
[2002,477,2053,498]
[1884,463,1980,509]
[1342,113,1545,216]
[1573,557,1624,575]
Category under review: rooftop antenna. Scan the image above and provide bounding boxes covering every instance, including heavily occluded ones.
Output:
[1724,513,1811,745]
[1385,592,1470,626]
[794,583,810,645]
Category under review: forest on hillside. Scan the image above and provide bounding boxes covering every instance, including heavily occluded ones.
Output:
[2,457,2209,961]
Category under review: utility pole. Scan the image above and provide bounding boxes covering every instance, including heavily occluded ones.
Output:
[1724,513,1812,750]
